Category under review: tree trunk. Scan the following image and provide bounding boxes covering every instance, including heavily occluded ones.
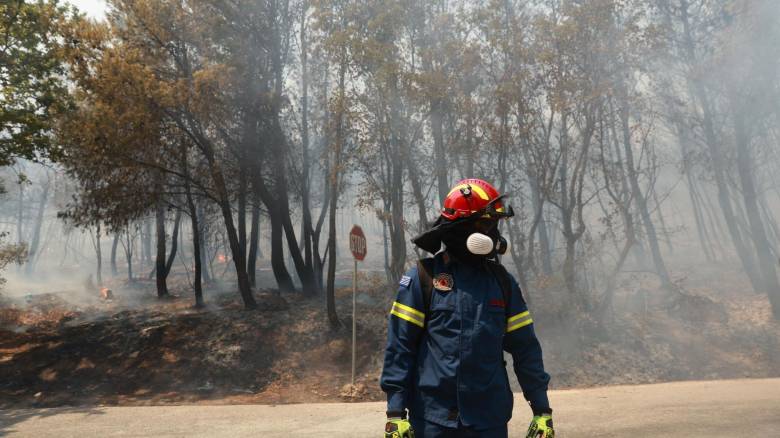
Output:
[506,219,530,297]
[607,104,645,265]
[238,168,247,262]
[563,229,577,298]
[247,197,261,288]
[556,110,593,307]
[143,218,152,267]
[219,196,256,308]
[431,98,449,202]
[251,116,317,294]
[733,105,780,317]
[25,175,49,276]
[699,186,729,253]
[183,164,204,308]
[653,191,674,254]
[326,47,347,330]
[326,179,341,329]
[197,204,212,283]
[213,189,255,307]
[311,65,332,293]
[155,198,169,298]
[530,174,553,275]
[123,229,133,282]
[263,0,317,296]
[619,95,672,289]
[464,91,475,178]
[677,122,717,261]
[678,0,763,291]
[269,207,296,293]
[421,3,449,203]
[110,233,119,277]
[189,211,204,307]
[281,211,317,293]
[312,180,330,292]
[95,225,103,286]
[388,75,406,281]
[382,202,392,285]
[191,131,256,308]
[405,148,430,236]
[300,4,315,285]
[559,115,579,297]
[521,120,553,276]
[759,196,780,251]
[164,209,182,277]
[598,229,635,318]
[16,179,24,246]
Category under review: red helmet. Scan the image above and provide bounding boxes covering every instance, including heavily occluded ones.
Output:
[440,178,513,221]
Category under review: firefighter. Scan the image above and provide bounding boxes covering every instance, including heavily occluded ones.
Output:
[381,179,554,438]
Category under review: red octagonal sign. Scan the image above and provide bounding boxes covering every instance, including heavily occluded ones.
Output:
[349,225,367,261]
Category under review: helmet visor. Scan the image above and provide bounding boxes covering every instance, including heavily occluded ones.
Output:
[476,195,514,219]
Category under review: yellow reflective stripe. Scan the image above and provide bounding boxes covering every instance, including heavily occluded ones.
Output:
[392,301,424,319]
[390,309,424,328]
[507,317,533,332]
[508,311,530,323]
[390,301,425,328]
[507,311,533,333]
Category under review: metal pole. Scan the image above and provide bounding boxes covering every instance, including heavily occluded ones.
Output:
[351,258,357,386]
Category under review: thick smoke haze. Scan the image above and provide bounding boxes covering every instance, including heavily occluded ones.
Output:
[1,0,779,413]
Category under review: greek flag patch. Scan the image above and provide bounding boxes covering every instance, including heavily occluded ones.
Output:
[399,275,412,288]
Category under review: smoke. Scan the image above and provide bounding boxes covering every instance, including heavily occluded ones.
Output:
[1,0,780,401]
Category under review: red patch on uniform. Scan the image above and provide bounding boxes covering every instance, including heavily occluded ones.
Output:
[433,273,454,292]
[489,298,506,308]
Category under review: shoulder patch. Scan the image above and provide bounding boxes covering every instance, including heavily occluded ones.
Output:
[399,275,412,288]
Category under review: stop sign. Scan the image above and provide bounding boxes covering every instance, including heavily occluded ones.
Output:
[349,225,367,261]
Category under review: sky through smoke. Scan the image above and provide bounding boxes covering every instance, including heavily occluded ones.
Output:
[66,0,107,19]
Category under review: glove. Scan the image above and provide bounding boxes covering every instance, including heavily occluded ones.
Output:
[384,418,414,438]
[526,413,554,438]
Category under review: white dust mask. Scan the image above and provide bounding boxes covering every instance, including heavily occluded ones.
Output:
[466,233,495,255]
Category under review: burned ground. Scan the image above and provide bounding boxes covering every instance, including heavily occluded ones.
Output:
[1,260,779,408]
[0,280,388,408]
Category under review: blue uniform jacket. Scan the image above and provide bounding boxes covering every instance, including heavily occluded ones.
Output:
[380,252,550,429]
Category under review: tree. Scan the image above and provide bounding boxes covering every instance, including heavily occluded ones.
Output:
[719,0,780,317]
[657,0,764,291]
[0,184,28,289]
[0,0,72,167]
[47,0,780,321]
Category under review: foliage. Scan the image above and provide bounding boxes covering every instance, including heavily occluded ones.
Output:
[0,0,74,167]
[10,0,777,316]
[0,232,27,290]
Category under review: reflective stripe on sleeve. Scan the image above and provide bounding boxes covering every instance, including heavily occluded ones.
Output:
[506,310,533,333]
[390,301,425,328]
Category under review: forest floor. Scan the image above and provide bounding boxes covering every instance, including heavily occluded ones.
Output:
[0,259,779,408]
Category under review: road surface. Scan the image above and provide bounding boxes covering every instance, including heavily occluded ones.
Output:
[2,379,779,437]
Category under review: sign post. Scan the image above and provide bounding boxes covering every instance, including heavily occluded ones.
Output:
[348,225,367,386]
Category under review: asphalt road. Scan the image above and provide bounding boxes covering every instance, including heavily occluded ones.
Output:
[2,378,779,437]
